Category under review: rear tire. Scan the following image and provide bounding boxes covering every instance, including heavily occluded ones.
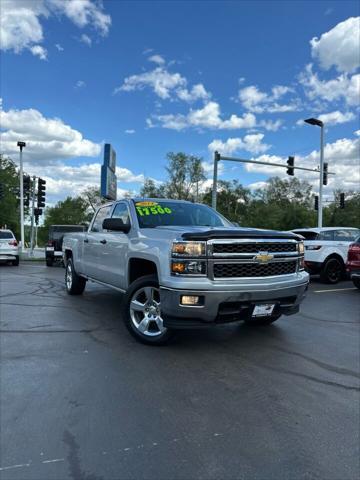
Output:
[122,275,173,345]
[320,258,344,284]
[352,277,360,289]
[244,314,281,326]
[46,257,54,267]
[65,258,86,295]
[12,256,19,266]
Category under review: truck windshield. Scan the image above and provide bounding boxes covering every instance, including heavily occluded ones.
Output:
[134,200,232,228]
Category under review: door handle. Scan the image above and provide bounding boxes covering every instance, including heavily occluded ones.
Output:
[84,239,89,243]
[100,239,107,245]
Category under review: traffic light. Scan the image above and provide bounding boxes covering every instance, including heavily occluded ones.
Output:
[314,195,319,211]
[37,178,46,208]
[34,208,43,225]
[323,163,328,186]
[0,183,4,200]
[340,193,345,209]
[23,175,31,194]
[287,156,295,176]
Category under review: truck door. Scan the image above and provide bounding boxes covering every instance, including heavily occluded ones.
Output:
[96,202,131,288]
[82,205,112,279]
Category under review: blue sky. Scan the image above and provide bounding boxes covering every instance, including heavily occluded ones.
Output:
[1,0,359,203]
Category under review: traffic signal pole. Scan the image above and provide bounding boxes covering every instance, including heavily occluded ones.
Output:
[211,151,334,210]
[17,142,26,252]
[29,176,36,256]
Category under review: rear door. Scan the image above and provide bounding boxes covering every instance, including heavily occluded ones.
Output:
[82,205,112,279]
[95,202,131,288]
[333,229,360,260]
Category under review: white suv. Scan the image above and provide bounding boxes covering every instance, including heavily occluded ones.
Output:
[0,229,19,266]
[292,227,360,284]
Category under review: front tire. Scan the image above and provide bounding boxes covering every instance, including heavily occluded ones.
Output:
[320,258,344,284]
[12,256,19,266]
[65,258,86,295]
[122,275,173,345]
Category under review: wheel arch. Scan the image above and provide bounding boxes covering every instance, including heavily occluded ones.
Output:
[128,257,159,285]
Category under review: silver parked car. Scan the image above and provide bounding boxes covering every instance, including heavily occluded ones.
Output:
[0,229,19,266]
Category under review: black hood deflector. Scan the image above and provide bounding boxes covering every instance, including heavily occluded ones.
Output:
[181,229,301,241]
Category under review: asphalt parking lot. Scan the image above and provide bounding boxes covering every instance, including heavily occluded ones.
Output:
[0,263,359,480]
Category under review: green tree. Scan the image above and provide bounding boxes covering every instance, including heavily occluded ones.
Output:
[203,180,250,223]
[140,178,165,198]
[0,155,20,237]
[324,191,360,228]
[43,196,89,228]
[81,186,108,213]
[163,152,206,200]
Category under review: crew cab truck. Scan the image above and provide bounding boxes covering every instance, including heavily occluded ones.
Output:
[63,199,309,345]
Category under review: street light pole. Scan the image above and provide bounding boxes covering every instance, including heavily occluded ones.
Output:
[17,141,26,253]
[304,118,325,228]
[318,124,324,228]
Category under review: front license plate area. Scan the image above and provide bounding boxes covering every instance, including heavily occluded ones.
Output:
[252,304,275,317]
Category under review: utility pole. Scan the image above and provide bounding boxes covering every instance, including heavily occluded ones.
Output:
[17,141,26,253]
[212,151,220,210]
[304,118,325,228]
[29,175,36,256]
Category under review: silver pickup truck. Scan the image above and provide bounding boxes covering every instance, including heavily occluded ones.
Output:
[63,198,309,344]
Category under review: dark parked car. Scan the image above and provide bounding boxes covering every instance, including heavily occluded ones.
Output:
[346,236,360,289]
[46,225,85,266]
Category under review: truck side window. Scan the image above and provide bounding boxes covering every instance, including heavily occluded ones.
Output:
[91,206,111,232]
[112,202,130,225]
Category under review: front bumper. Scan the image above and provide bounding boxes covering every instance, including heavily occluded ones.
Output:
[160,273,309,328]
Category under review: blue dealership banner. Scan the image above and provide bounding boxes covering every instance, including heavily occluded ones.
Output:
[101,143,117,200]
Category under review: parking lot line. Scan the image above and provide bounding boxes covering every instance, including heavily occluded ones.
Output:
[314,287,357,293]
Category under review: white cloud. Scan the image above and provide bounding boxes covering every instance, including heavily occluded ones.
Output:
[299,64,360,107]
[208,134,270,155]
[0,105,101,162]
[80,33,92,46]
[75,80,86,88]
[0,0,111,59]
[55,43,64,51]
[29,44,47,60]
[259,119,283,132]
[153,101,256,131]
[238,84,299,113]
[125,129,135,134]
[355,130,360,137]
[310,17,360,73]
[318,110,355,126]
[115,67,187,99]
[49,0,111,36]
[148,54,165,65]
[115,66,211,103]
[24,162,146,201]
[176,84,210,102]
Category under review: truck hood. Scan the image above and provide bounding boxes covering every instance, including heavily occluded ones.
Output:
[141,225,301,241]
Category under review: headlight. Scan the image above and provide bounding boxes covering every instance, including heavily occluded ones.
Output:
[306,245,322,250]
[172,241,206,256]
[171,260,207,275]
[298,241,305,254]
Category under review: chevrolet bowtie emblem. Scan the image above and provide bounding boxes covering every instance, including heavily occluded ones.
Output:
[254,252,274,263]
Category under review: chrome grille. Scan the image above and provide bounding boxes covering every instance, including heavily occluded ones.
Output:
[213,261,297,278]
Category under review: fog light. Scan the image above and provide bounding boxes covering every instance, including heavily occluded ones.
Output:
[181,295,200,305]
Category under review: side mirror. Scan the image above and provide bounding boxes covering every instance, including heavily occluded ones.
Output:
[102,217,131,233]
